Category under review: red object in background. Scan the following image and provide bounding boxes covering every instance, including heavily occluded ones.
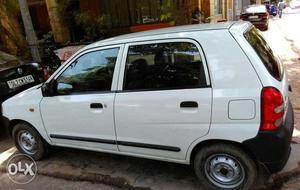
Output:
[54,45,86,63]
[41,65,50,80]
[129,22,173,33]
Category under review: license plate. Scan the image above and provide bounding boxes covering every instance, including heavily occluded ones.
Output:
[7,75,35,89]
[249,15,259,19]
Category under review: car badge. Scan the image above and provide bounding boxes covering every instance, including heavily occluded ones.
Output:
[17,68,23,75]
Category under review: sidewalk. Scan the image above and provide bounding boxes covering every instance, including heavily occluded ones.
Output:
[258,8,300,190]
[262,8,300,110]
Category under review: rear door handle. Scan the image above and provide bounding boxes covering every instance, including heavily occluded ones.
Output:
[180,101,198,108]
[90,103,103,109]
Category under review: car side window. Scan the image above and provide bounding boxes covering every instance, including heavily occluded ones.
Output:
[124,42,207,91]
[56,48,119,95]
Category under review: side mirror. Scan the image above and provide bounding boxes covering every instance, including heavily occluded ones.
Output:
[57,83,73,95]
[42,80,57,97]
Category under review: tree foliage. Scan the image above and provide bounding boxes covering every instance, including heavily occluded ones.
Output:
[0,0,29,58]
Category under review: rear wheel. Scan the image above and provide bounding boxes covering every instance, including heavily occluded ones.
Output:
[12,123,48,160]
[193,144,257,190]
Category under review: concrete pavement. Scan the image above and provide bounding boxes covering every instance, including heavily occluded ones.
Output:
[0,146,204,190]
[262,7,300,111]
[259,7,300,190]
[0,172,121,190]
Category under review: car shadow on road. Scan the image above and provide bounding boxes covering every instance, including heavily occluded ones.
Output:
[34,146,203,190]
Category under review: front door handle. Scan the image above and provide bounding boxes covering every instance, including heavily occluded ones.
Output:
[90,103,103,109]
[180,101,198,108]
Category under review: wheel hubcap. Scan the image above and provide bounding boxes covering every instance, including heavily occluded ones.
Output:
[204,154,245,189]
[18,130,37,154]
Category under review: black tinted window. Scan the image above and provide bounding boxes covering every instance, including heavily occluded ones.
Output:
[244,28,283,80]
[124,42,206,90]
[57,48,119,94]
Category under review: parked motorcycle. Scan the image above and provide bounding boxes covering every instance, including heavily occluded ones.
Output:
[268,4,278,16]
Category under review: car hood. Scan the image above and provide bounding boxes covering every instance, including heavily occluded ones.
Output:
[2,84,43,108]
[0,60,23,72]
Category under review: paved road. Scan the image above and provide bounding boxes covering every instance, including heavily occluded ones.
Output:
[262,7,300,145]
[262,7,300,110]
[0,173,121,190]
[262,7,300,190]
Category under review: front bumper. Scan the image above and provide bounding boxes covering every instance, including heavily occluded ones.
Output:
[0,108,10,137]
[243,101,294,173]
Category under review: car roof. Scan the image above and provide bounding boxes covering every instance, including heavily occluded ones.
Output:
[80,22,236,50]
[73,21,252,56]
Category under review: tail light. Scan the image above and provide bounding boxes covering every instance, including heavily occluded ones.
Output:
[262,12,269,19]
[260,87,284,131]
[240,15,246,20]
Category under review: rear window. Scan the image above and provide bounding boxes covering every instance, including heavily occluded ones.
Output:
[243,5,266,13]
[244,27,283,80]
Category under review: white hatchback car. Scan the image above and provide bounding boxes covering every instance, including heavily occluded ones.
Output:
[2,22,294,189]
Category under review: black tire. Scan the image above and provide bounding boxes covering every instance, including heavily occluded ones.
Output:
[193,144,257,190]
[12,122,48,160]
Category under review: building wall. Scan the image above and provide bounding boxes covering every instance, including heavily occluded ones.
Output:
[26,0,238,43]
[27,0,51,37]
[201,0,211,18]
[80,0,102,15]
[208,0,234,22]
[45,0,70,43]
[175,0,201,25]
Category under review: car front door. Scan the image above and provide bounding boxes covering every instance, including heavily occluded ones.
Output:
[115,40,212,160]
[40,45,123,151]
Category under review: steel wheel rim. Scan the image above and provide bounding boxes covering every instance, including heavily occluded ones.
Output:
[17,130,37,154]
[204,153,245,189]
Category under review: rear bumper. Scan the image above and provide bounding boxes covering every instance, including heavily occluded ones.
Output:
[243,101,294,173]
[252,21,268,30]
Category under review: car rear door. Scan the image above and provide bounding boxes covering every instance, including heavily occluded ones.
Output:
[114,39,212,160]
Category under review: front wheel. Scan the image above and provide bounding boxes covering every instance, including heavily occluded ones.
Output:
[193,144,257,190]
[12,123,48,160]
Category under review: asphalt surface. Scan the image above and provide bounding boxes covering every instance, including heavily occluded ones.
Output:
[0,173,121,190]
[262,6,300,190]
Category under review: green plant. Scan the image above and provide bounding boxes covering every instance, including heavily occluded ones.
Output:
[56,0,111,42]
[75,12,111,41]
[160,0,173,22]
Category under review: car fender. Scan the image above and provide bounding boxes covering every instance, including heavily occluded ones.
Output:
[2,84,52,144]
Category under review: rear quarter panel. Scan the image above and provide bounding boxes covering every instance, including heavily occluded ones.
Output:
[230,26,290,121]
[186,29,262,160]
